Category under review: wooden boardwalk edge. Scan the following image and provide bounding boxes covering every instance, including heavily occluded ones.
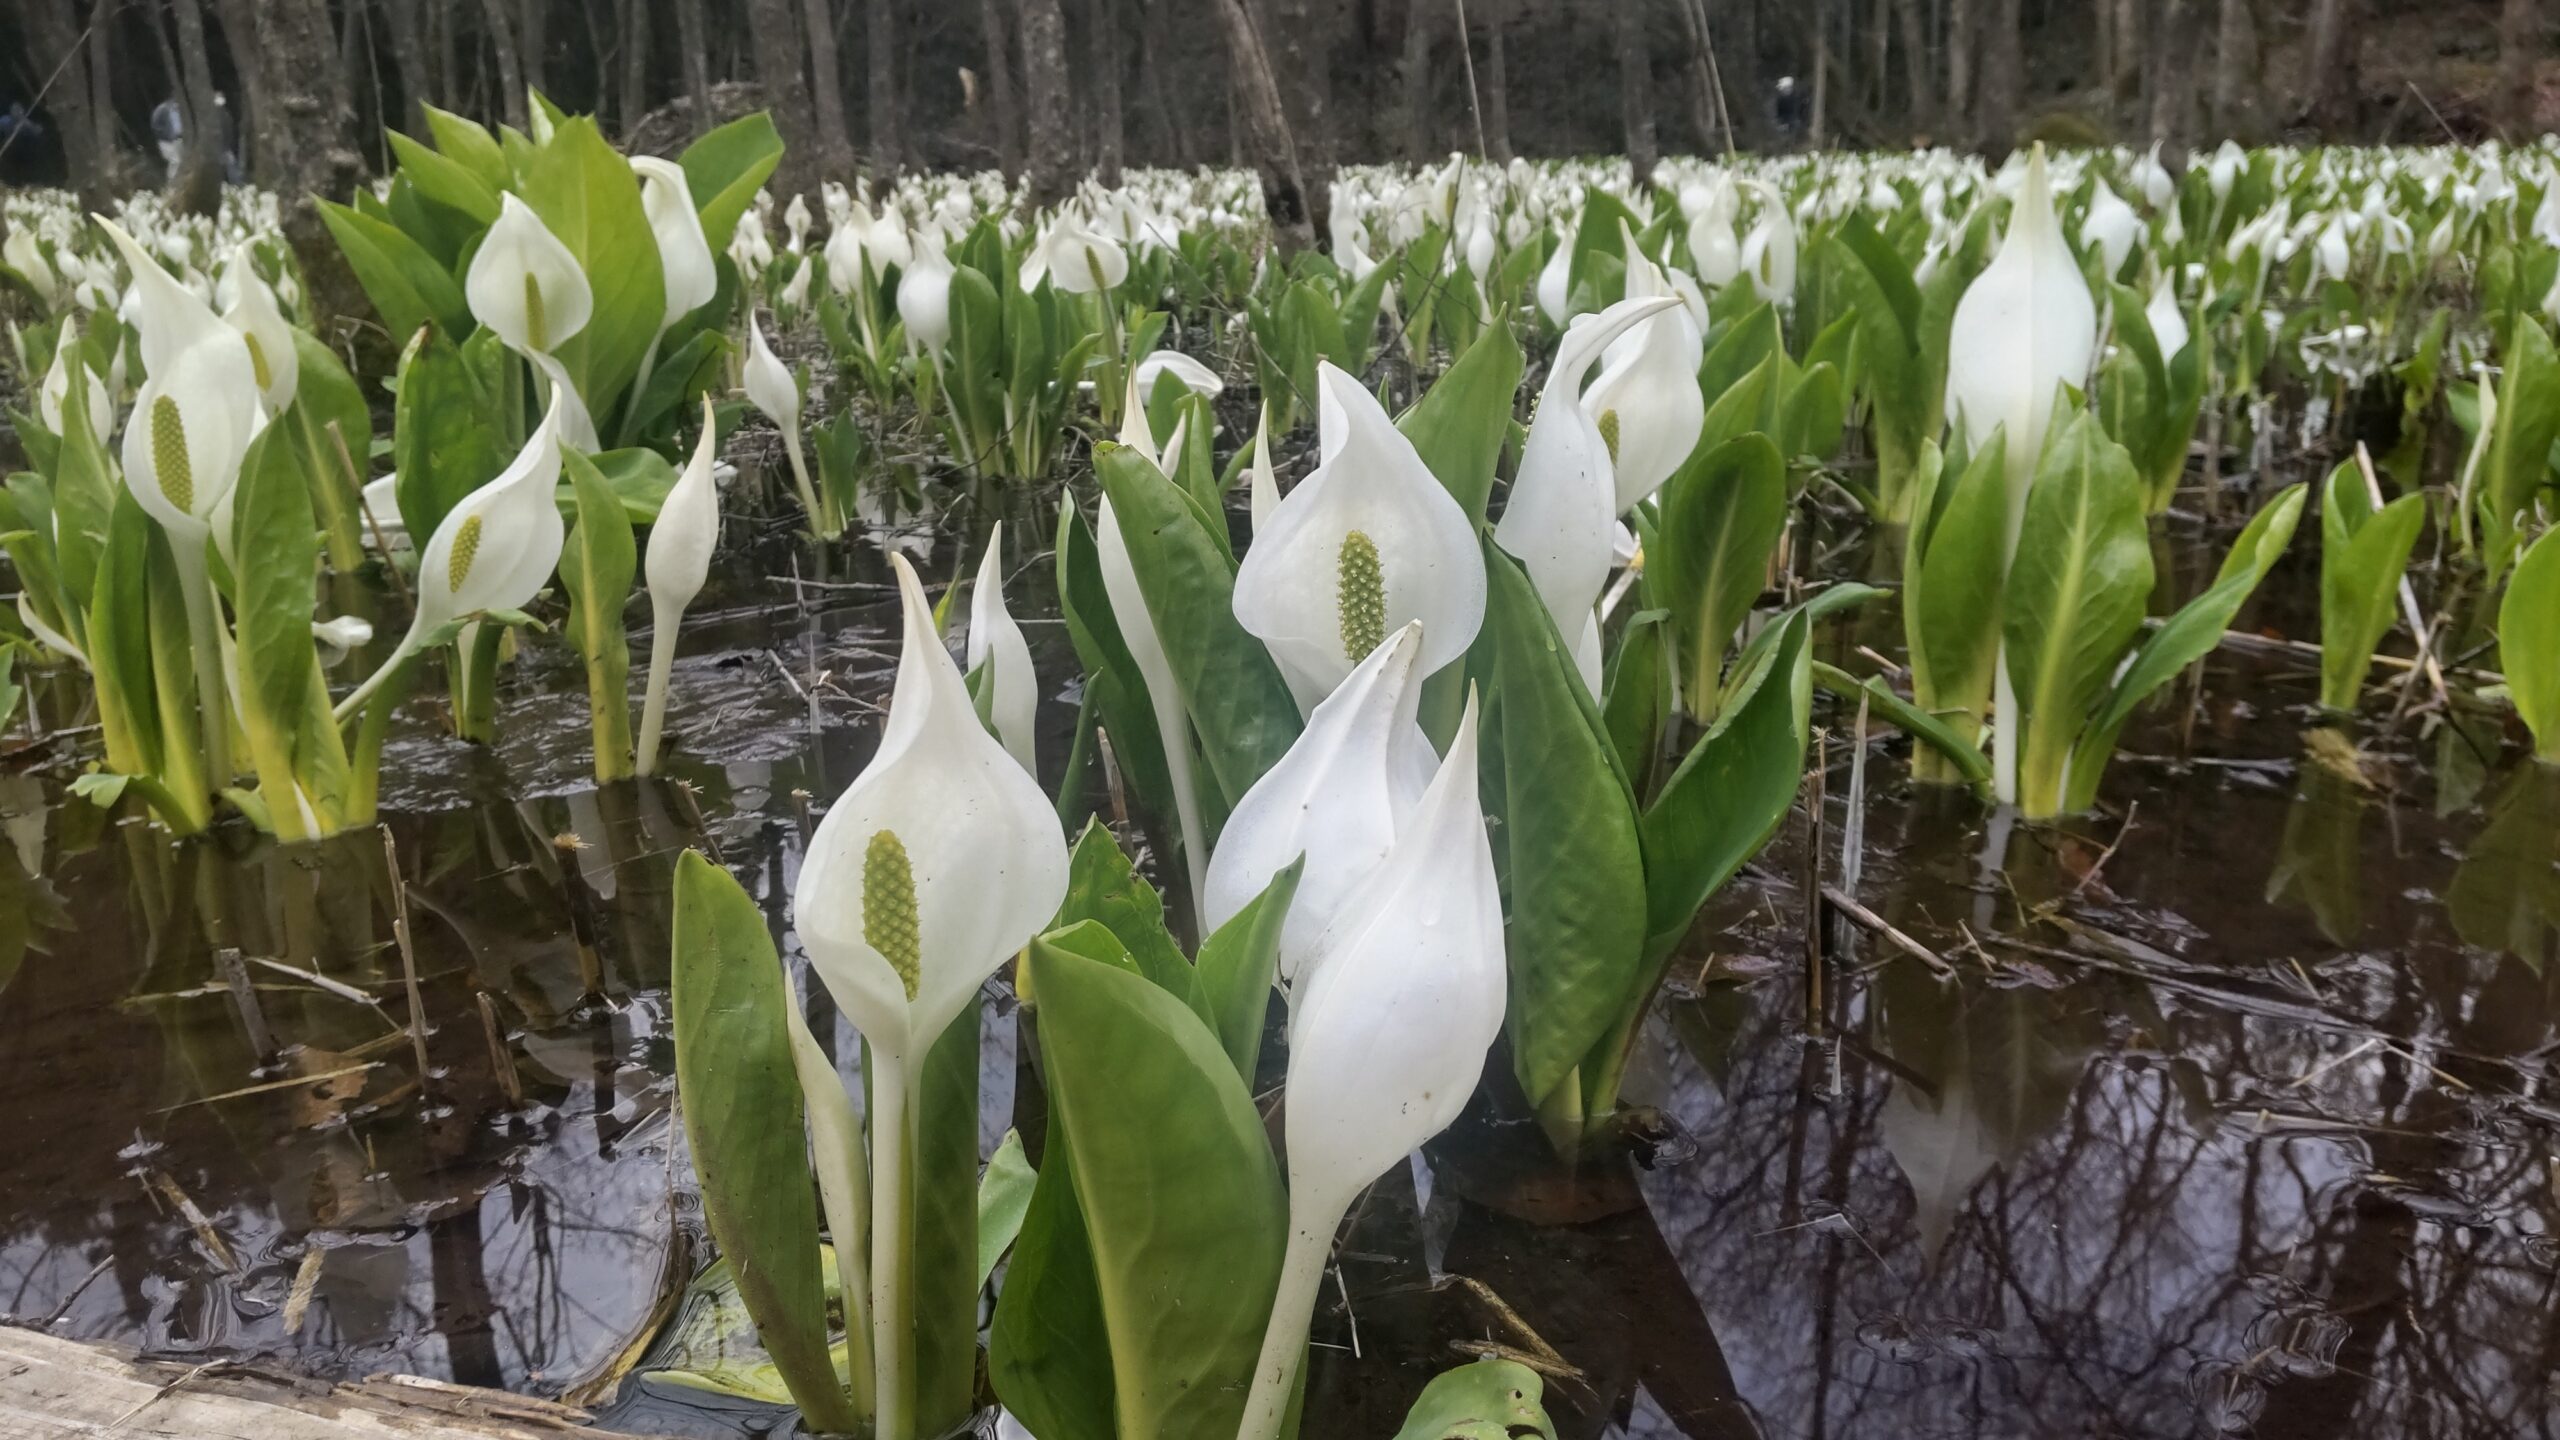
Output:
[0,1324,648,1439]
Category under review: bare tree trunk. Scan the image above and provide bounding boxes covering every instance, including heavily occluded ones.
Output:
[979,0,1022,172]
[1619,0,1660,174]
[2302,0,2360,134]
[868,0,902,173]
[21,0,119,205]
[1262,0,1332,209]
[616,0,651,135]
[1480,0,1513,162]
[167,0,228,208]
[249,0,370,336]
[2110,0,2143,107]
[1946,0,1972,136]
[1401,0,1433,161]
[383,0,435,134]
[745,0,821,195]
[675,0,714,135]
[1136,0,1185,167]
[1020,0,1077,205]
[476,0,529,128]
[1897,0,1929,137]
[519,0,547,97]
[84,0,121,186]
[1210,0,1316,250]
[801,0,856,176]
[2501,0,2543,139]
[2147,0,2201,144]
[1091,0,1125,185]
[2210,0,2257,138]
[1972,0,2019,152]
[1867,0,1890,116]
[1809,0,1828,147]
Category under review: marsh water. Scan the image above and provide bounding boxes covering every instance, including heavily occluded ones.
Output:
[4,480,2558,1440]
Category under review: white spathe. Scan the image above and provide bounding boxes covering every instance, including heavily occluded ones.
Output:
[1201,622,1435,986]
[1233,362,1487,712]
[967,521,1041,777]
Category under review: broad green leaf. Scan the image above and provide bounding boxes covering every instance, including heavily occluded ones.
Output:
[1600,609,1674,792]
[1398,322,1524,524]
[392,329,509,540]
[1190,860,1299,1082]
[423,104,510,190]
[1640,610,1812,954]
[521,116,665,416]
[1651,432,1787,712]
[913,999,983,1434]
[1092,444,1301,810]
[228,426,353,840]
[558,449,637,781]
[668,852,859,1433]
[387,130,502,224]
[1477,542,1647,1108]
[1056,504,1177,826]
[1390,1359,1555,1440]
[646,1251,856,1408]
[317,200,473,342]
[989,1113,1114,1440]
[2062,482,2303,811]
[681,112,787,254]
[1811,660,1992,790]
[2319,462,2427,712]
[2501,526,2560,761]
[2003,416,2154,816]
[978,1130,1037,1288]
[1903,436,2006,772]
[1013,932,1288,1440]
[285,329,372,568]
[1053,817,1192,994]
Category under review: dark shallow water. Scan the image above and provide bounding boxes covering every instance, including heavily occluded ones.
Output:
[4,483,2558,1440]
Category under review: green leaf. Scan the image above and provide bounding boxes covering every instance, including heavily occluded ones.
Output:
[1092,444,1302,810]
[1397,322,1524,524]
[387,130,501,224]
[2061,482,2303,811]
[1600,609,1675,793]
[1390,1359,1555,1440]
[1056,504,1177,825]
[1005,931,1289,1440]
[1651,432,1787,712]
[2319,462,2426,712]
[1476,541,1647,1107]
[989,1115,1115,1440]
[2501,525,2560,762]
[913,998,983,1434]
[1641,613,1812,955]
[423,104,510,190]
[392,329,510,541]
[1054,817,1193,994]
[1190,860,1299,1083]
[2481,315,2560,561]
[2004,415,2156,817]
[228,426,353,840]
[558,449,637,782]
[285,329,373,567]
[668,852,859,1433]
[680,112,786,255]
[1812,660,1992,789]
[318,200,473,342]
[1903,436,2006,772]
[978,1130,1037,1289]
[645,1250,857,1408]
[521,116,665,416]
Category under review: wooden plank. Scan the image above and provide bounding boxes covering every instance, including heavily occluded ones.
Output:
[0,1324,651,1439]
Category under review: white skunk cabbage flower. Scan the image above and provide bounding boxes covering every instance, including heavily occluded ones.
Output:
[794,551,1067,1440]
[335,390,569,720]
[98,216,264,547]
[966,521,1040,776]
[467,193,593,359]
[897,226,955,357]
[1036,214,1128,295]
[1740,182,1798,302]
[638,400,722,775]
[633,156,717,331]
[1233,362,1486,712]
[39,322,112,448]
[2131,143,2176,209]
[1202,621,1434,984]
[1495,295,1681,692]
[1535,223,1575,325]
[2143,279,2191,359]
[465,194,599,448]
[2081,177,2140,280]
[1236,690,1505,1440]
[1585,240,1705,515]
[219,244,299,414]
[1945,143,2096,533]
[1133,348,1223,400]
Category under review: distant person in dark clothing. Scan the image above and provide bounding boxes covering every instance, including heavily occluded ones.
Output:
[0,100,63,186]
[1773,76,1809,142]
